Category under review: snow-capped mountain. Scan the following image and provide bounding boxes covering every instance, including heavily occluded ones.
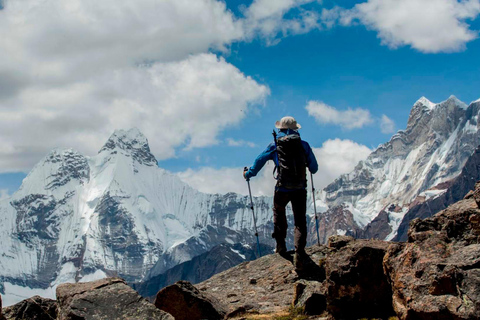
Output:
[0,128,275,305]
[314,96,480,242]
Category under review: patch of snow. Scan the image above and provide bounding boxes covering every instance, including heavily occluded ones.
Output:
[385,206,409,241]
[336,229,347,236]
[415,96,437,110]
[419,189,447,201]
[230,248,246,259]
[446,95,468,110]
[80,269,107,283]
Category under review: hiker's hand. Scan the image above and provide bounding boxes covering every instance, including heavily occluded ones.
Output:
[243,167,249,180]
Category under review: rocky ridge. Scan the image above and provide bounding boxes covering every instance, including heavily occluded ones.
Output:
[2,180,480,319]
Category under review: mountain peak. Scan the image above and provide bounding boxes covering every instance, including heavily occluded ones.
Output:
[444,95,468,109]
[99,128,157,166]
[414,96,436,110]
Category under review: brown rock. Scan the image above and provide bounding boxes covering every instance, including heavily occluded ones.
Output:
[324,239,396,319]
[2,295,57,320]
[197,245,328,315]
[384,195,480,320]
[327,235,354,250]
[154,280,227,320]
[56,277,173,320]
[292,280,326,315]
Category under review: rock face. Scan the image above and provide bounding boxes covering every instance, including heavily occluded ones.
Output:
[384,189,480,319]
[2,295,57,320]
[155,281,227,320]
[324,237,395,319]
[394,145,480,241]
[56,277,173,320]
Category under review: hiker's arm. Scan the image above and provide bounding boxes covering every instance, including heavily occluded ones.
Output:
[245,143,275,179]
[303,141,318,174]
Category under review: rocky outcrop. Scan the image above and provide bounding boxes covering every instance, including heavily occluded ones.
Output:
[384,189,480,319]
[324,237,395,319]
[198,181,480,319]
[155,281,227,320]
[197,245,328,315]
[56,277,173,320]
[2,295,57,320]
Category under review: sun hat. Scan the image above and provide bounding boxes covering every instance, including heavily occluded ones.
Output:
[275,116,301,130]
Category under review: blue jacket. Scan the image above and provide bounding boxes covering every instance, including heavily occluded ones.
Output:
[245,129,318,191]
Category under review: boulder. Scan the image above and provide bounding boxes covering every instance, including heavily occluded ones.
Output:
[292,280,326,315]
[324,239,396,319]
[2,295,57,320]
[155,280,227,320]
[56,277,173,320]
[384,195,480,319]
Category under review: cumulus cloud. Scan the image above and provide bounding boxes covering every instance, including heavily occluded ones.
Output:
[322,0,480,53]
[312,139,372,189]
[178,139,371,196]
[0,0,270,172]
[306,101,374,130]
[380,115,396,134]
[177,163,276,196]
[243,0,320,44]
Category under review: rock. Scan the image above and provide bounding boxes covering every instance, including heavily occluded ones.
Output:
[327,235,354,250]
[2,295,57,320]
[56,277,173,320]
[292,280,326,315]
[198,245,328,315]
[384,194,480,319]
[154,280,227,320]
[324,239,396,319]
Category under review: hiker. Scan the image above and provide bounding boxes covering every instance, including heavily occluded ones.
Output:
[243,116,318,271]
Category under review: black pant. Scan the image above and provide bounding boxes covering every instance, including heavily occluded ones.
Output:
[273,189,307,252]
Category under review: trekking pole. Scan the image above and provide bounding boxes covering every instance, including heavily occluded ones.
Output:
[245,167,262,258]
[310,171,320,245]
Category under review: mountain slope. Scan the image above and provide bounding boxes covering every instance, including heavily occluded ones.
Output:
[315,96,480,241]
[0,129,275,304]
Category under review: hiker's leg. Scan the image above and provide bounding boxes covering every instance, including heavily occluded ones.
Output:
[291,189,307,253]
[273,190,289,252]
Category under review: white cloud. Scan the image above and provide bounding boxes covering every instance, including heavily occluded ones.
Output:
[0,0,270,172]
[312,139,372,189]
[380,115,396,134]
[178,139,372,195]
[226,138,257,148]
[177,163,277,196]
[323,0,480,53]
[0,54,269,172]
[306,101,374,130]
[0,189,10,200]
[243,0,320,44]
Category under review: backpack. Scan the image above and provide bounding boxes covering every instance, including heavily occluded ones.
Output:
[275,133,307,189]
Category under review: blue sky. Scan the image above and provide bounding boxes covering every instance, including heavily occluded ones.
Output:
[1,0,480,197]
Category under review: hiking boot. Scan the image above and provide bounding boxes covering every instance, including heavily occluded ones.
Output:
[275,238,287,256]
[294,250,308,272]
